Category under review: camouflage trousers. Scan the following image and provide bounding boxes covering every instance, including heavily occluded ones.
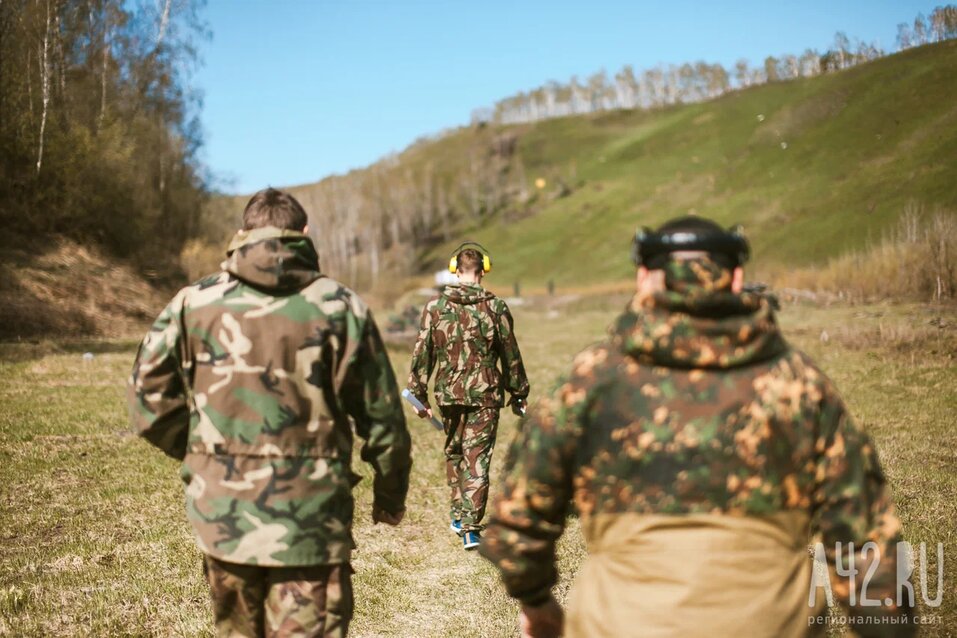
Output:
[440,405,499,532]
[203,555,353,638]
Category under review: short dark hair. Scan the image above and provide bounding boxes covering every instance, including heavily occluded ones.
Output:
[242,188,308,231]
[456,248,484,276]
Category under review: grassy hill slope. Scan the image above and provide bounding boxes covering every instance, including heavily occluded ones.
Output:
[402,40,957,290]
[0,240,170,340]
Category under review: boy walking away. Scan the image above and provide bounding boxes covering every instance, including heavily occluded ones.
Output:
[407,242,529,550]
[128,188,411,637]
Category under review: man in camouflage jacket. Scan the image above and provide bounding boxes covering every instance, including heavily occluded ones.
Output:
[128,188,412,638]
[480,217,915,638]
[407,247,529,546]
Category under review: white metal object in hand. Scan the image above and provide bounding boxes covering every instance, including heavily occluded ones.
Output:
[401,389,444,430]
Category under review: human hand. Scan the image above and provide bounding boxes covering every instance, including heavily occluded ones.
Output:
[510,398,527,417]
[519,595,563,638]
[416,406,433,420]
[372,505,405,526]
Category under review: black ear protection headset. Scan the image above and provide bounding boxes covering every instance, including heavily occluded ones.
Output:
[631,222,750,269]
[449,241,492,274]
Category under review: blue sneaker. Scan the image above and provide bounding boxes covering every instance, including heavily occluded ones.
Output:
[450,519,463,535]
[463,530,480,550]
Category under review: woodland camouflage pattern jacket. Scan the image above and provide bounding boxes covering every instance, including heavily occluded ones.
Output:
[128,227,411,567]
[480,259,914,638]
[407,283,529,408]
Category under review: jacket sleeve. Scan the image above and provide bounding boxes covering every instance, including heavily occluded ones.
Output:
[406,303,436,405]
[126,291,190,460]
[810,382,916,636]
[495,303,530,401]
[342,311,412,516]
[479,376,586,604]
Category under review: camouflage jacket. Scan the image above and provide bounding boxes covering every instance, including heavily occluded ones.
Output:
[407,283,529,408]
[127,227,412,567]
[480,263,913,636]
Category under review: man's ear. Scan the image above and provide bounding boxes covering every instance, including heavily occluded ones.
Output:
[303,224,310,235]
[637,266,665,300]
[732,267,744,294]
[636,266,648,291]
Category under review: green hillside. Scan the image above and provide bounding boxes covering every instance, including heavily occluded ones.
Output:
[397,40,957,289]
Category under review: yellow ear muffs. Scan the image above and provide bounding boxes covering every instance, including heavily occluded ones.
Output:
[449,241,492,274]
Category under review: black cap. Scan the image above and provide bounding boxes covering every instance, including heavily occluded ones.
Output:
[631,216,750,269]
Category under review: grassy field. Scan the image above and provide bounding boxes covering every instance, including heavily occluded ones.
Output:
[1,297,955,637]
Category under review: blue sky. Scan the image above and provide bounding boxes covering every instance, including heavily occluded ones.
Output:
[194,0,939,194]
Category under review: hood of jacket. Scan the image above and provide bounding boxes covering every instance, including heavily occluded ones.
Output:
[611,257,787,369]
[223,226,322,292]
[441,282,496,305]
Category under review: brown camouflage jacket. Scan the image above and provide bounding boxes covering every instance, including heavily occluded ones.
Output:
[127,227,412,567]
[481,260,914,637]
[407,283,529,408]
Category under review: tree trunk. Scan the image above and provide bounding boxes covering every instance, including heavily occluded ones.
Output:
[158,150,166,193]
[349,237,358,288]
[36,0,51,175]
[98,12,109,131]
[0,0,5,136]
[54,11,64,100]
[156,0,171,47]
[369,230,379,288]
[27,35,34,120]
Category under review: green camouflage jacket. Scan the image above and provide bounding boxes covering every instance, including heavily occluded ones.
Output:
[407,282,529,408]
[127,227,411,567]
[481,259,913,636]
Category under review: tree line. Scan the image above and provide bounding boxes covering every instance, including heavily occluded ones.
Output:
[472,6,957,126]
[0,0,207,274]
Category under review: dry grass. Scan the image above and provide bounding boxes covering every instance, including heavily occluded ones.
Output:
[0,300,954,636]
[0,240,169,341]
[777,205,957,303]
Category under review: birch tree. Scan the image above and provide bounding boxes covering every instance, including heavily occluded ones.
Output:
[35,0,51,174]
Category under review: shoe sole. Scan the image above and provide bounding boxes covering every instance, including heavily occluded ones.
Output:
[463,533,480,550]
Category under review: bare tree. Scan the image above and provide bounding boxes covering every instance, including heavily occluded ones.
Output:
[833,32,850,69]
[763,56,780,82]
[734,59,750,88]
[98,3,113,130]
[929,5,957,41]
[155,0,171,47]
[781,55,799,80]
[897,22,914,49]
[35,0,51,174]
[913,14,928,45]
[706,63,729,98]
[800,49,821,77]
[614,65,637,109]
